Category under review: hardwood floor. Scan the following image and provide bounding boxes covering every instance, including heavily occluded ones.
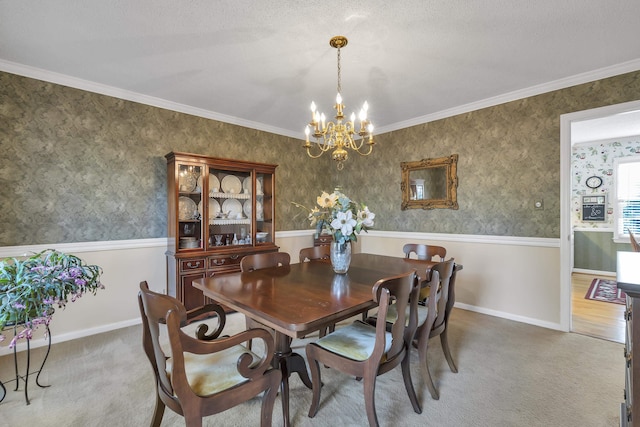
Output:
[571,272,625,343]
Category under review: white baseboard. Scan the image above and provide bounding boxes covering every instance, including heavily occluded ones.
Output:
[572,268,617,277]
[454,303,565,332]
[0,318,141,356]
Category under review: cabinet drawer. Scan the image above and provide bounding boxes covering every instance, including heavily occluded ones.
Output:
[180,258,206,272]
[208,254,242,270]
[314,235,332,246]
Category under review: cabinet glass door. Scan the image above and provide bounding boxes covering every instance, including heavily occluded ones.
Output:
[177,164,203,251]
[207,166,252,249]
[256,172,274,245]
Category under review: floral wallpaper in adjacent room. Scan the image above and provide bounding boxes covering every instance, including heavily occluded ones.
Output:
[571,136,640,228]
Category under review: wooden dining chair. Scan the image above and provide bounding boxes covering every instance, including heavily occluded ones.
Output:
[368,259,460,400]
[137,281,281,427]
[240,252,291,348]
[629,229,640,252]
[299,246,334,336]
[306,270,422,427]
[240,252,291,272]
[299,245,330,263]
[403,243,447,302]
[402,243,446,261]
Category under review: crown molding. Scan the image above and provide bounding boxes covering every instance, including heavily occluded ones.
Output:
[0,59,301,139]
[2,57,640,139]
[376,58,640,135]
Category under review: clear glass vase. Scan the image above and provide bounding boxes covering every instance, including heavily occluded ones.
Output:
[330,241,352,274]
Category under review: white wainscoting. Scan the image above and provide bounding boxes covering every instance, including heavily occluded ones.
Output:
[360,231,562,331]
[1,231,561,355]
[0,239,167,356]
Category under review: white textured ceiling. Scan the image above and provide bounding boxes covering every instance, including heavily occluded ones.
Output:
[2,1,640,139]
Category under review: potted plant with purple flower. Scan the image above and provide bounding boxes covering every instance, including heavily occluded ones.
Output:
[0,249,104,348]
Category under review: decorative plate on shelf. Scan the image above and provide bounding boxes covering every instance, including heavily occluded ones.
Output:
[209,199,221,219]
[178,196,197,220]
[256,178,263,195]
[221,175,242,194]
[179,173,197,192]
[209,175,220,193]
[243,200,252,217]
[222,199,243,219]
[242,177,252,194]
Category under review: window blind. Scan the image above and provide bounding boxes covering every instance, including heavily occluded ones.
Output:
[616,160,640,238]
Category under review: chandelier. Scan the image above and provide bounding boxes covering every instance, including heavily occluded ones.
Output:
[303,36,374,169]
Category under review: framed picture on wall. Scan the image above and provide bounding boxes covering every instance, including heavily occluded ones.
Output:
[582,195,606,221]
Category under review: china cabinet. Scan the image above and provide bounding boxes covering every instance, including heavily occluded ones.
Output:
[165,152,278,310]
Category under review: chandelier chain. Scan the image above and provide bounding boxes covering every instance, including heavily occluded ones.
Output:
[336,46,341,95]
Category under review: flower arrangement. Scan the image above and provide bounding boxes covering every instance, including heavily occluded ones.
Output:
[293,190,376,244]
[0,249,104,348]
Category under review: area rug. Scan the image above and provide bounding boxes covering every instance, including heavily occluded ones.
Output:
[585,278,626,305]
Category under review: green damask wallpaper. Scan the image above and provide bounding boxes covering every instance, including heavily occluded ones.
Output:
[0,72,329,245]
[1,70,640,245]
[333,71,640,238]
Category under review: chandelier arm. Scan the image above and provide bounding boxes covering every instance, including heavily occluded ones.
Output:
[354,143,374,156]
[305,147,328,159]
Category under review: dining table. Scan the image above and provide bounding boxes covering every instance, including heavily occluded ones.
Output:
[192,253,436,426]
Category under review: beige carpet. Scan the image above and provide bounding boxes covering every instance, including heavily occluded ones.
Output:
[0,309,623,426]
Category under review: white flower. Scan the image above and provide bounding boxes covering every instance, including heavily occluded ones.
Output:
[293,190,375,243]
[358,207,375,228]
[317,191,338,208]
[331,210,357,237]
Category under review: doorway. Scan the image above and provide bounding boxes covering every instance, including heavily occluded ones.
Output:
[560,99,640,340]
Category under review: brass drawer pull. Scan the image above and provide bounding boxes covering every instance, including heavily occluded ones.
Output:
[186,261,201,269]
[212,259,226,265]
[230,255,239,260]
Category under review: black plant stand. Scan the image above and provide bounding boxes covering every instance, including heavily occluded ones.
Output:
[0,323,52,405]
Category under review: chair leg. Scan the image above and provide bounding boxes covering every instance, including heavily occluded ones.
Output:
[183,411,203,427]
[363,374,379,427]
[440,329,458,373]
[418,337,439,400]
[150,392,165,427]
[401,350,422,414]
[307,354,322,418]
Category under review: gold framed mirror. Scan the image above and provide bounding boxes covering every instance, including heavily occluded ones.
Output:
[401,154,459,210]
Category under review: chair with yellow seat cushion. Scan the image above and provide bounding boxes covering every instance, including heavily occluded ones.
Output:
[305,270,422,427]
[402,243,447,301]
[138,281,281,427]
[369,259,459,400]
